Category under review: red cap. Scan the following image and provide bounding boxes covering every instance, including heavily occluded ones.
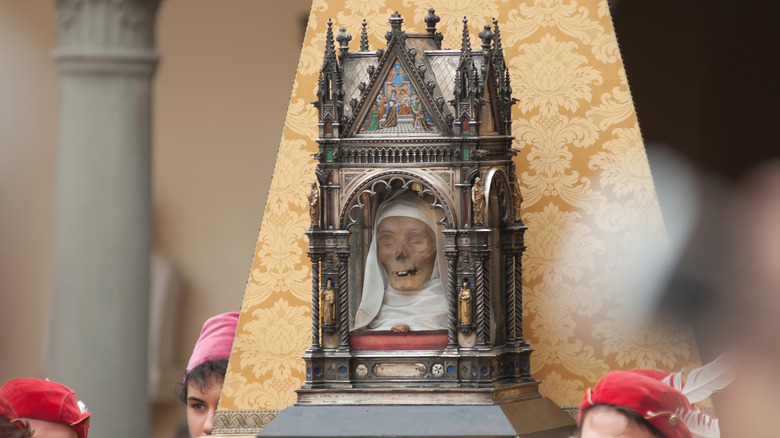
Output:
[0,378,90,438]
[579,370,693,438]
[186,312,239,374]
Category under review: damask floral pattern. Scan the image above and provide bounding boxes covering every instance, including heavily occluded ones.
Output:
[515,110,604,212]
[511,34,603,114]
[593,313,692,369]
[219,0,701,413]
[523,203,605,284]
[233,299,310,379]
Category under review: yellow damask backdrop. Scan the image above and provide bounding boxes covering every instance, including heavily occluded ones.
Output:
[219,0,700,417]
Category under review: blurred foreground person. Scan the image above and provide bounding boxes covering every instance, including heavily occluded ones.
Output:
[0,378,89,438]
[578,370,720,438]
[177,312,239,437]
[657,156,780,438]
[698,161,780,438]
[648,151,780,437]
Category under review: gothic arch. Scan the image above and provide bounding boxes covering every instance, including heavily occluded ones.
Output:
[482,167,512,228]
[340,169,457,230]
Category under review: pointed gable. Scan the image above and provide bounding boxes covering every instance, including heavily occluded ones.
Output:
[317,12,518,141]
[342,12,453,137]
[357,60,439,135]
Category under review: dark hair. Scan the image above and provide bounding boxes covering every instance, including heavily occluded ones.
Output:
[578,404,666,438]
[1,417,33,438]
[175,358,229,405]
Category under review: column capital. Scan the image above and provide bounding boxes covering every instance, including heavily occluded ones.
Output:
[55,0,161,76]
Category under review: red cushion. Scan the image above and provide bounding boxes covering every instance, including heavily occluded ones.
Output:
[350,330,448,350]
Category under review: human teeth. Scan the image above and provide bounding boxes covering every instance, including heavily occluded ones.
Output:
[394,269,417,277]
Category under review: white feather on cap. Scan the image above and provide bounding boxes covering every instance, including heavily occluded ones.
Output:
[662,352,738,438]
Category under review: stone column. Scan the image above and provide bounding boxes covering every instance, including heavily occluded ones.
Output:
[47,1,160,437]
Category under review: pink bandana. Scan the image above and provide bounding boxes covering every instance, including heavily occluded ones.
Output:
[186,312,239,374]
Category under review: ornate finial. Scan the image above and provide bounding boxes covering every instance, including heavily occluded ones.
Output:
[457,16,474,73]
[424,8,440,34]
[492,18,502,48]
[337,26,352,61]
[359,19,369,51]
[423,8,443,48]
[389,11,404,33]
[478,24,493,52]
[492,18,505,68]
[337,26,351,48]
[324,18,336,64]
[460,17,472,53]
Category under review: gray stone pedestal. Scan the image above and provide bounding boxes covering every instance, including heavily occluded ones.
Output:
[257,398,576,438]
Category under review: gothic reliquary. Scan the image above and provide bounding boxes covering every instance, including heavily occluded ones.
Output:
[260,9,575,437]
[306,6,529,396]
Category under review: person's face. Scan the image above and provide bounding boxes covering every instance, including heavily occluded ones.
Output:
[23,418,77,438]
[579,407,657,438]
[186,377,223,437]
[377,216,436,291]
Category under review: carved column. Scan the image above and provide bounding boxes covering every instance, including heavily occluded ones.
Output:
[514,250,524,342]
[475,257,489,347]
[445,249,458,348]
[505,253,516,343]
[310,253,322,349]
[337,252,350,348]
[480,257,491,347]
[47,1,159,437]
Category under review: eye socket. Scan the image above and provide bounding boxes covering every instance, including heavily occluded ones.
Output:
[378,235,397,251]
[409,239,425,248]
[406,231,431,248]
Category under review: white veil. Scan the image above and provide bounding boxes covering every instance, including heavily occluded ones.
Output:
[352,191,448,331]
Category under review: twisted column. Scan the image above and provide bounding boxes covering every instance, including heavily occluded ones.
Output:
[338,253,350,348]
[505,253,516,342]
[475,258,487,346]
[515,252,524,341]
[310,254,321,349]
[445,250,458,348]
[482,259,491,346]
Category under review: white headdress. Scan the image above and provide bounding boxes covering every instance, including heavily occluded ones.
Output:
[352,191,447,331]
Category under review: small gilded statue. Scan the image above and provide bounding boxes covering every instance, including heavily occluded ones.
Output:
[321,279,336,326]
[472,176,486,227]
[308,181,320,228]
[458,280,472,326]
[513,178,523,222]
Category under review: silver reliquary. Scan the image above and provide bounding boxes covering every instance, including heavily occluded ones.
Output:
[258,10,576,438]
